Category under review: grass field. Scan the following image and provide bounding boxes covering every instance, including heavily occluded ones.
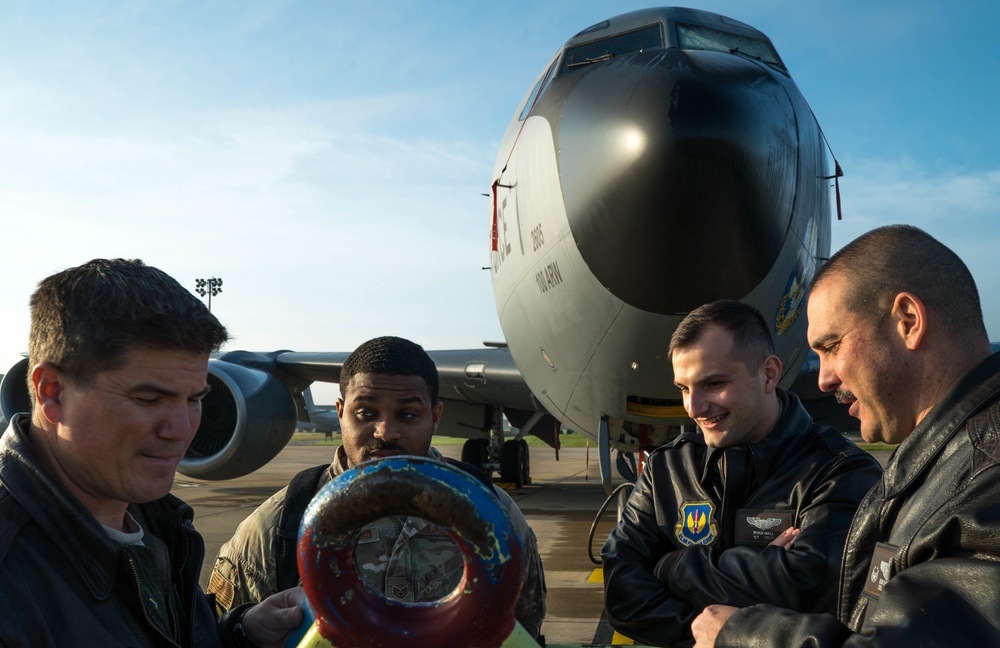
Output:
[290,433,591,448]
[291,432,896,453]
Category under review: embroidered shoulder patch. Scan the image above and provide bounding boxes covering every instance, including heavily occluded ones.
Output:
[675,501,719,546]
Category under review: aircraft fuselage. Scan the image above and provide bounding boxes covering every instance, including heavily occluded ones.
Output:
[490,7,836,451]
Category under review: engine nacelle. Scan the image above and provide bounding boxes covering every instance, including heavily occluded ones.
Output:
[0,355,298,481]
[180,358,298,480]
[0,358,31,424]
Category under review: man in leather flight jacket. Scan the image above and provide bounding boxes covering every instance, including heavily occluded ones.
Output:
[602,300,882,647]
[692,225,1000,647]
[0,259,301,647]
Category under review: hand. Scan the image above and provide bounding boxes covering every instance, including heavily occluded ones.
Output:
[692,604,738,648]
[769,527,800,551]
[241,587,305,648]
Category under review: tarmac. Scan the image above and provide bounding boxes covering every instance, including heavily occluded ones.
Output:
[174,439,894,647]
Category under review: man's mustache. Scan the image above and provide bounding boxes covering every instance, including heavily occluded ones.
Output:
[363,440,406,455]
[835,388,856,405]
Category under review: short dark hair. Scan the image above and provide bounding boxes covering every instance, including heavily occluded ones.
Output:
[28,258,228,399]
[814,224,987,343]
[339,336,439,403]
[669,300,775,371]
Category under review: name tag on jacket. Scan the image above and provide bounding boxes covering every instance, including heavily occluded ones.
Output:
[735,509,793,545]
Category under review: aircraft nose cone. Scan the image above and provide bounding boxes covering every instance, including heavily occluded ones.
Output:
[556,49,797,314]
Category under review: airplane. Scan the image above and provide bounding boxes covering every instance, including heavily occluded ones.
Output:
[0,7,848,489]
[297,387,341,436]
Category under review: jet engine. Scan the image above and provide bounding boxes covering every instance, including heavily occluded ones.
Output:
[180,357,298,480]
[0,355,299,481]
[0,358,31,423]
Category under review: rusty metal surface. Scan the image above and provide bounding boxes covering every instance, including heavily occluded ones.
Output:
[298,456,524,647]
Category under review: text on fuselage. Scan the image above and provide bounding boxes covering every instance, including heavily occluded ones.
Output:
[535,260,563,293]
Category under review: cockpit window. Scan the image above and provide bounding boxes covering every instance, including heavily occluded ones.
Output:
[560,24,663,74]
[676,22,783,70]
[519,57,558,121]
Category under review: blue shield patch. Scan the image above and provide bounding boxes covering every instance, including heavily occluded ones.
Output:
[675,501,719,547]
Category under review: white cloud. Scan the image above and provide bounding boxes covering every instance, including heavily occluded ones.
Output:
[0,93,503,379]
[834,156,1000,338]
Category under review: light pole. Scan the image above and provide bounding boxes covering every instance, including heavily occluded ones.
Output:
[195,277,223,311]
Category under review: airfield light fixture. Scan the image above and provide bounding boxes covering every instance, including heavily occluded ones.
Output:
[194,276,223,311]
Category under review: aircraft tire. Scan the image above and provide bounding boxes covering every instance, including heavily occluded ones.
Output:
[500,439,527,488]
[518,438,531,486]
[461,438,490,473]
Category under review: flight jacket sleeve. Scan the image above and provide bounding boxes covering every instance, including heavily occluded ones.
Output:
[716,464,1000,647]
[493,486,547,639]
[207,490,285,614]
[602,465,701,647]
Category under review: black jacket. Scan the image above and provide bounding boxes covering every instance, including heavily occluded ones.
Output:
[0,414,222,647]
[719,352,1000,647]
[602,390,882,647]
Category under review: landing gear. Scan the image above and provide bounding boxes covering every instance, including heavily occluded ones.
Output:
[500,439,530,488]
[461,438,490,473]
[460,406,536,488]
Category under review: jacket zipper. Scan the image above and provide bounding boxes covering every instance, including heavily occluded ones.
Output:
[127,554,181,647]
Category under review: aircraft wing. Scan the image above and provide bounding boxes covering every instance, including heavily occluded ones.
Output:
[0,346,557,481]
[114,345,552,480]
[269,346,557,444]
[266,346,539,411]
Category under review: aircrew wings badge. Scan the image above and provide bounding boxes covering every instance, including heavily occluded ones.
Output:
[675,501,719,546]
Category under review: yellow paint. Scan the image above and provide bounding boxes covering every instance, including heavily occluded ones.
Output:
[586,568,636,645]
[295,623,334,647]
[625,403,688,418]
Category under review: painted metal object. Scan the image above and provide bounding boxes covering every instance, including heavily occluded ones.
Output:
[295,456,529,647]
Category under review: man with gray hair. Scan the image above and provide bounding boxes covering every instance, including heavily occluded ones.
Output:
[693,225,1000,646]
[603,300,881,647]
[0,258,301,647]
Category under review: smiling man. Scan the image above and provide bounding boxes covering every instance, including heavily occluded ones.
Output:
[602,300,881,647]
[209,336,547,641]
[0,259,301,648]
[692,226,1000,647]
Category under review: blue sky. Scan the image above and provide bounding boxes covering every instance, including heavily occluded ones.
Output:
[2,1,999,402]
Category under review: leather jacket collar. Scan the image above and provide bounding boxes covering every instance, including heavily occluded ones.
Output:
[883,351,1000,499]
[680,388,809,487]
[0,414,194,601]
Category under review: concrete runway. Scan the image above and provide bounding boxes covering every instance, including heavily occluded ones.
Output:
[174,441,625,646]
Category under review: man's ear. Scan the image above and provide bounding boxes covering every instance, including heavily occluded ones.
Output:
[891,292,927,350]
[335,399,345,420]
[32,363,66,424]
[431,400,444,434]
[761,355,783,393]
